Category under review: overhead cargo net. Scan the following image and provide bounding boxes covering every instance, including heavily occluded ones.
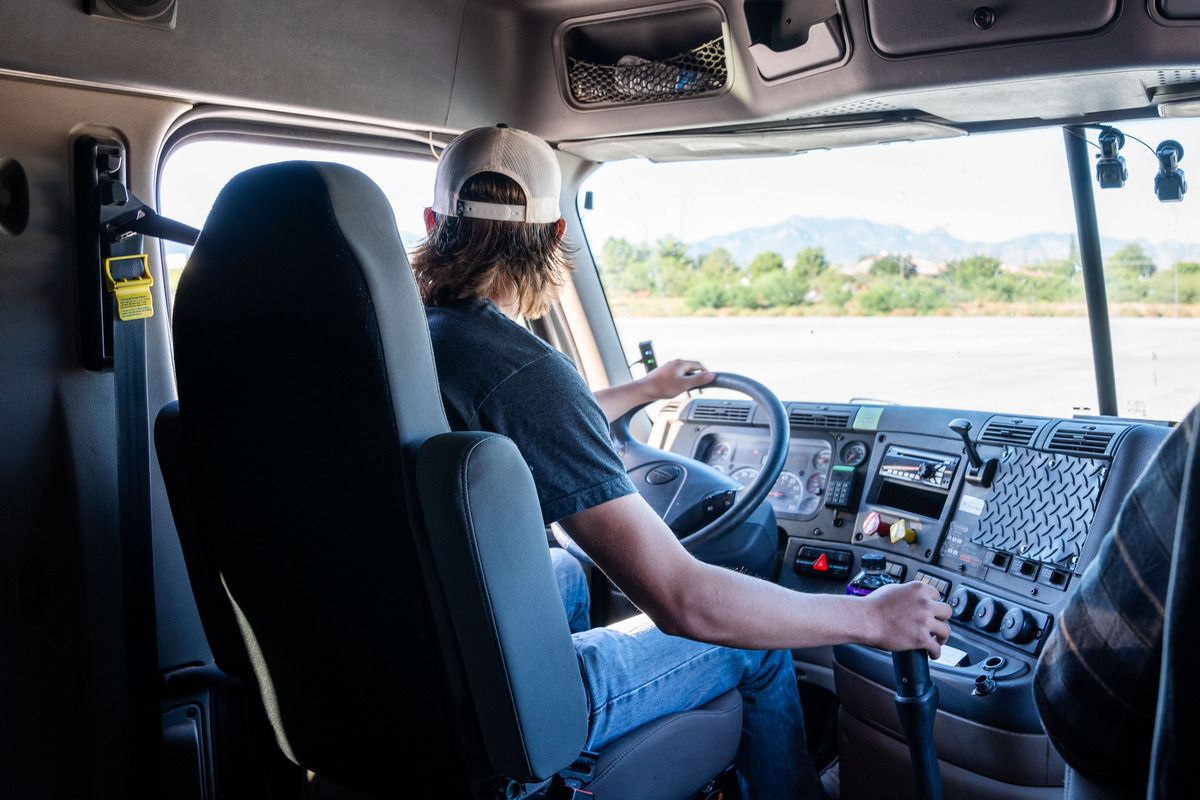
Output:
[568,37,727,105]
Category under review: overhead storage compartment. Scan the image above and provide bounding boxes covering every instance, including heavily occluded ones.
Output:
[865,0,1118,57]
[557,2,729,108]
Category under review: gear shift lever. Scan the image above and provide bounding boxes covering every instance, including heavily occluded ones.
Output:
[892,651,945,800]
[948,419,998,488]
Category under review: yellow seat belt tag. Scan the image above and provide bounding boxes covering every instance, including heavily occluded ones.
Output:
[104,254,154,321]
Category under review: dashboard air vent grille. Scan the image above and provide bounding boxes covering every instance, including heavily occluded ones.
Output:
[691,402,751,423]
[789,410,851,429]
[1047,426,1115,456]
[660,400,682,416]
[979,420,1039,447]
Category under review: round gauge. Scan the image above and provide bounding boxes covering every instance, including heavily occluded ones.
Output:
[767,471,804,513]
[798,495,822,515]
[708,441,733,462]
[841,441,868,467]
[812,448,832,471]
[806,472,826,494]
[730,467,759,487]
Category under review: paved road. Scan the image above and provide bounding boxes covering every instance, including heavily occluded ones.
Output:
[615,316,1200,421]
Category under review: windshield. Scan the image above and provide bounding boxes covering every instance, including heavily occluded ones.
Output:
[579,120,1200,422]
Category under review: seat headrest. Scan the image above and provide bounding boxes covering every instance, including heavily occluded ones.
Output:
[176,160,447,449]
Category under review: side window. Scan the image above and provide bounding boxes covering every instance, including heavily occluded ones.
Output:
[159,138,437,302]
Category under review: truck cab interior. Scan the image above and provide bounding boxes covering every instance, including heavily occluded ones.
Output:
[3,1,1199,799]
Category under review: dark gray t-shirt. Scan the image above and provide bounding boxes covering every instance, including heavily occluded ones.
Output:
[426,297,636,524]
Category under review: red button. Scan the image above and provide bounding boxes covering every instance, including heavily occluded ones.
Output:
[814,553,829,572]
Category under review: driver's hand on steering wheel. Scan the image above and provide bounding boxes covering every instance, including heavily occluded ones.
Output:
[640,359,716,401]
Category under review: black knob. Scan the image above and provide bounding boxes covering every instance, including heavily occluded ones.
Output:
[973,7,996,30]
[948,587,977,621]
[1000,606,1037,644]
[972,596,1004,632]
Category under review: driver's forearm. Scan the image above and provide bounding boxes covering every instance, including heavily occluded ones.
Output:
[565,495,875,649]
[562,494,948,655]
[661,560,878,649]
[594,381,654,422]
[655,556,949,656]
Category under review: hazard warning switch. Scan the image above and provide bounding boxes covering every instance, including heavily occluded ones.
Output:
[794,547,853,581]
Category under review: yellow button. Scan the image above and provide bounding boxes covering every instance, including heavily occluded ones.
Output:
[890,519,916,544]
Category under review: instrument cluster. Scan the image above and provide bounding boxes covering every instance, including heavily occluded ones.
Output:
[700,433,868,518]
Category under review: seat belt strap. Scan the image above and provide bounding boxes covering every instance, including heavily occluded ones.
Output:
[102,183,164,796]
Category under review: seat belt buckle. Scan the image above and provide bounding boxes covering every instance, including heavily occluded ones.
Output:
[104,253,154,321]
[544,751,599,799]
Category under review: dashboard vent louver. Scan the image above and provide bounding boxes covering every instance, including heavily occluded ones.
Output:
[660,400,682,416]
[979,420,1039,447]
[1047,426,1116,456]
[691,402,751,423]
[789,409,851,429]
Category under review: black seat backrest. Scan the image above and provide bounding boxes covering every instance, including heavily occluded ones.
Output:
[161,162,586,796]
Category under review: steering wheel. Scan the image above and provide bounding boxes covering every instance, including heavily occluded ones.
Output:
[556,373,789,560]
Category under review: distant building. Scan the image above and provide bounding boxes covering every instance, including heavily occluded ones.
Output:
[843,254,945,277]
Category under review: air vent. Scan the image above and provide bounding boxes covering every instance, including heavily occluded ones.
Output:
[979,420,1039,447]
[1047,426,1116,455]
[789,409,851,429]
[660,400,682,416]
[691,402,751,423]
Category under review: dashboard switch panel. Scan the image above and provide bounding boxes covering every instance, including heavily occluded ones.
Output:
[915,570,950,600]
[795,547,853,581]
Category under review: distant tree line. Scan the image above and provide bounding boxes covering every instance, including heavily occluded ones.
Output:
[597,236,1200,315]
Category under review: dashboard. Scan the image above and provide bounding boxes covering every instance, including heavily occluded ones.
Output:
[647,395,1171,797]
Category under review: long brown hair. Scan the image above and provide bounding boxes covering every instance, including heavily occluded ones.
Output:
[411,172,574,319]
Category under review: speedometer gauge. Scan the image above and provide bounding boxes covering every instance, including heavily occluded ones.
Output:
[730,467,759,487]
[767,471,804,513]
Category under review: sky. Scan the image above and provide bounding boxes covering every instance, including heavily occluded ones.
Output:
[161,117,1200,257]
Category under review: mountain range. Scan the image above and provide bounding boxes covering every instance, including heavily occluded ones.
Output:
[692,216,1200,270]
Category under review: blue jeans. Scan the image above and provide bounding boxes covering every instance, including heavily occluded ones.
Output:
[550,548,825,800]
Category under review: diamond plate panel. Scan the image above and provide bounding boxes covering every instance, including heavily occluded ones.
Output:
[972,449,1108,566]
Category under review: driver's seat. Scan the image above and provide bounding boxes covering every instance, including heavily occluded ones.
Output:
[156,161,742,799]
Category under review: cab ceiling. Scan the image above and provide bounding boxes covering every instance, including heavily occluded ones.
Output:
[2,0,1199,156]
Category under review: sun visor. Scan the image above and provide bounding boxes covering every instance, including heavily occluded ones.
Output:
[558,120,967,163]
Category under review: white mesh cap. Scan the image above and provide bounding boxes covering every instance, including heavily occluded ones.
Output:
[432,125,562,224]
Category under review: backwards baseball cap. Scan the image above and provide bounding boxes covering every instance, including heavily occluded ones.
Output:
[432,125,562,224]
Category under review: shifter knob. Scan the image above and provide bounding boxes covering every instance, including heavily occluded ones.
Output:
[948,418,983,468]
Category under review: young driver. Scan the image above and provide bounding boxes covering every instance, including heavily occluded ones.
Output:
[412,125,952,799]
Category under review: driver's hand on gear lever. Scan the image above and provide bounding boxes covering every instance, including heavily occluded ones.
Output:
[862,581,953,659]
[639,359,715,401]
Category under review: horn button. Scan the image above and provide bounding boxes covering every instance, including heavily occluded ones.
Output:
[646,464,682,484]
